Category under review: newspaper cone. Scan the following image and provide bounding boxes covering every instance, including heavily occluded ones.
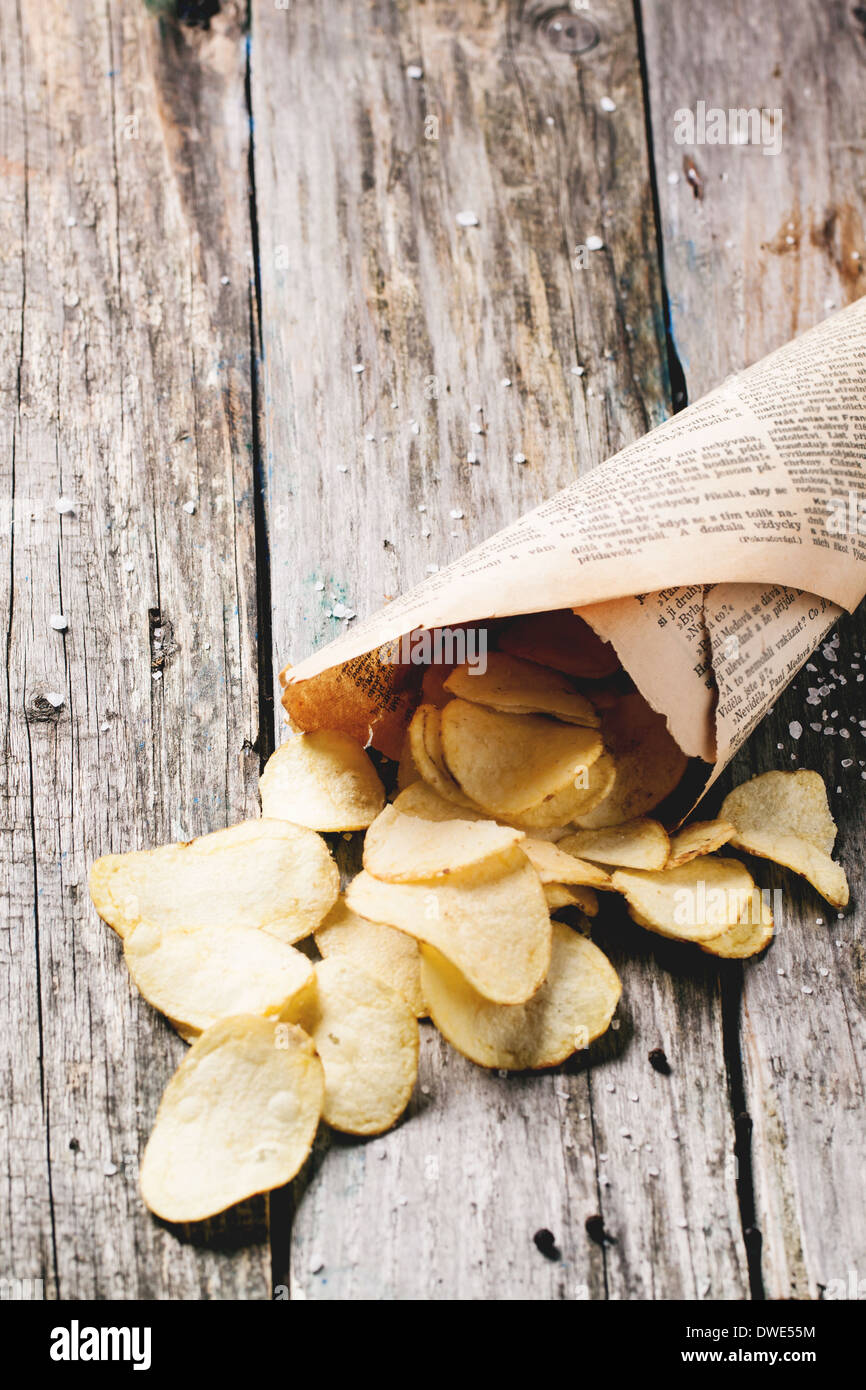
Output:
[283,299,866,805]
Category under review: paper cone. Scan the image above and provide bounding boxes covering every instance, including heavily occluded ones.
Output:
[283,298,866,804]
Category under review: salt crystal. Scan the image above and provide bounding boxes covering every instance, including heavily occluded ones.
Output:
[789,721,802,739]
[124,560,135,573]
[103,1162,118,1176]
[220,275,230,286]
[44,691,65,708]
[501,377,512,387]
[819,968,830,977]
[470,422,483,435]
[677,1219,688,1229]
[417,505,427,512]
[802,986,813,995]
[426,564,439,573]
[467,451,478,464]
[456,211,479,227]
[571,365,585,376]
[410,422,420,435]
[545,116,555,126]
[450,509,464,519]
[840,728,850,739]
[513,452,527,464]
[648,1168,659,1178]
[619,1128,631,1138]
[365,433,375,442]
[100,721,110,732]
[600,96,616,112]
[183,500,197,514]
[816,917,823,925]
[777,968,785,976]
[352,363,364,373]
[407,64,423,79]
[337,465,349,473]
[50,614,68,631]
[55,496,76,515]
[314,581,325,591]
[585,235,604,251]
[842,758,853,768]
[667,172,680,185]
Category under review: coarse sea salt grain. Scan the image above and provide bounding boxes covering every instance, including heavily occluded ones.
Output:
[55,496,76,515]
[789,720,802,739]
[600,96,616,112]
[450,509,464,519]
[513,452,527,464]
[44,691,65,708]
[585,235,604,251]
[50,614,68,631]
[407,64,423,79]
[456,211,479,227]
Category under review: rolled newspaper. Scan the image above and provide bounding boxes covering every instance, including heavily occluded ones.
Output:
[282,298,866,808]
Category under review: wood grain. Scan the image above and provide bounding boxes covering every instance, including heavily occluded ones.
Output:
[641,0,866,1298]
[252,0,747,1300]
[0,0,268,1298]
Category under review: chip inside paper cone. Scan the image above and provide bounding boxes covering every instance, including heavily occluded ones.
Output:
[346,850,552,1004]
[666,819,735,868]
[88,819,339,945]
[507,752,616,830]
[720,770,849,908]
[286,957,419,1135]
[363,804,523,881]
[408,703,478,808]
[421,922,621,1069]
[282,655,418,761]
[139,1016,324,1223]
[259,731,385,831]
[611,856,758,943]
[559,819,670,871]
[498,609,620,680]
[315,897,425,1017]
[393,781,485,822]
[124,922,315,1039]
[444,651,599,726]
[439,700,603,817]
[574,692,687,828]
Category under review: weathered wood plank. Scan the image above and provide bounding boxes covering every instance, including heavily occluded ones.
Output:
[641,0,866,1298]
[253,0,748,1299]
[0,0,268,1297]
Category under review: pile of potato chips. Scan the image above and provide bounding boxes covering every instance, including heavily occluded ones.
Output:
[89,609,849,1223]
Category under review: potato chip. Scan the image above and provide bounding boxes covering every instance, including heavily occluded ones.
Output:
[439,700,603,817]
[611,856,757,943]
[139,1016,323,1222]
[363,804,523,882]
[282,655,417,761]
[393,781,485,823]
[699,894,774,959]
[346,850,552,1004]
[521,838,611,888]
[124,923,315,1038]
[666,819,735,869]
[315,897,425,1017]
[502,752,615,832]
[88,819,339,944]
[575,692,687,828]
[421,923,621,1069]
[444,652,599,727]
[286,958,419,1135]
[421,662,456,709]
[408,704,477,808]
[559,819,670,871]
[544,884,599,917]
[259,731,385,831]
[720,770,848,908]
[499,609,620,679]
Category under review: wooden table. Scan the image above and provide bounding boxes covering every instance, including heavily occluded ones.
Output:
[2,0,864,1301]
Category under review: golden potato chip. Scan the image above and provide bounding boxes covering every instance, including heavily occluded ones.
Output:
[444,652,599,727]
[139,1016,323,1222]
[559,819,670,871]
[544,884,599,917]
[699,894,774,959]
[363,804,523,882]
[666,819,735,868]
[720,770,848,908]
[346,850,552,1004]
[259,731,385,831]
[421,662,456,709]
[315,897,425,1017]
[393,781,485,823]
[124,923,315,1039]
[505,752,617,831]
[88,819,339,944]
[439,700,603,817]
[575,692,687,828]
[408,704,477,808]
[286,958,419,1135]
[521,837,611,888]
[499,609,620,679]
[611,856,757,943]
[421,923,621,1069]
